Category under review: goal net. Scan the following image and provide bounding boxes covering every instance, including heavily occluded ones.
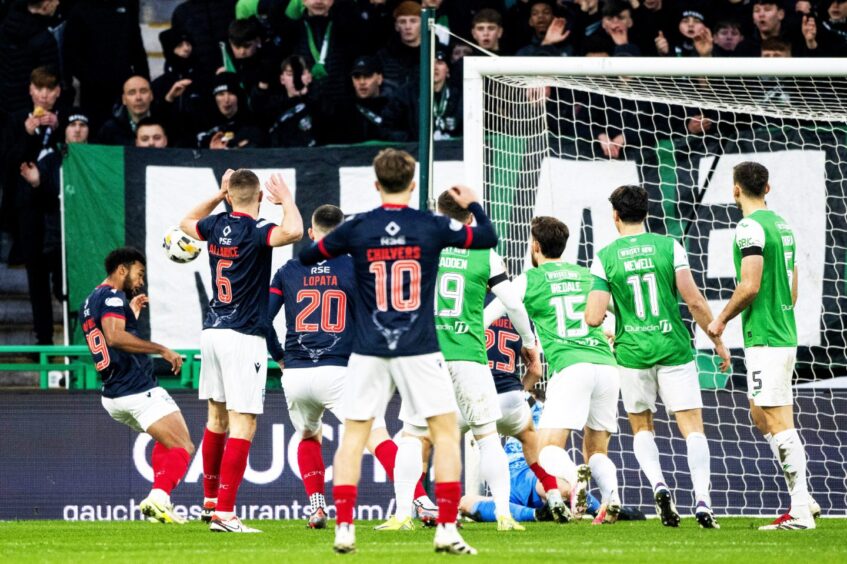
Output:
[463,57,847,517]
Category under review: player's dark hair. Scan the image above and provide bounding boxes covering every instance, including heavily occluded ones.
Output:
[531,216,569,259]
[437,190,471,223]
[609,185,648,223]
[105,247,146,274]
[312,204,345,232]
[373,148,416,194]
[733,161,769,197]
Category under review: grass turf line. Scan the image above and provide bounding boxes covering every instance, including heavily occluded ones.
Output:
[1,518,845,563]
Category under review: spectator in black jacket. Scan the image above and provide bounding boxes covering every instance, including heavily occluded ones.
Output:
[63,0,149,130]
[224,17,273,96]
[196,72,266,149]
[377,1,422,89]
[171,0,236,84]
[630,0,679,56]
[516,0,578,56]
[261,55,321,148]
[97,76,186,146]
[152,27,202,130]
[471,8,507,54]
[0,0,61,115]
[326,55,394,144]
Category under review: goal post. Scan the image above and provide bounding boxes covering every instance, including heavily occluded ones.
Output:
[463,56,847,516]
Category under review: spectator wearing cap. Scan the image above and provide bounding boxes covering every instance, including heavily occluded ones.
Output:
[152,28,200,143]
[135,117,169,148]
[326,55,395,144]
[471,9,507,54]
[0,0,61,116]
[585,0,641,56]
[63,0,150,131]
[64,110,90,144]
[196,72,266,149]
[96,76,185,146]
[656,3,713,56]
[383,49,461,142]
[377,1,422,89]
[516,0,578,56]
[630,0,679,56]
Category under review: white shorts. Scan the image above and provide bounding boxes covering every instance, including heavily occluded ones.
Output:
[496,390,532,437]
[619,360,702,415]
[102,386,180,433]
[344,352,458,423]
[403,360,501,434]
[539,363,620,433]
[283,365,386,436]
[199,328,267,414]
[745,346,796,407]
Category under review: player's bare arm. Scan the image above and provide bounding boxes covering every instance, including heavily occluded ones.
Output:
[179,169,232,237]
[676,268,731,371]
[585,289,612,327]
[707,254,764,338]
[265,173,304,247]
[101,315,183,373]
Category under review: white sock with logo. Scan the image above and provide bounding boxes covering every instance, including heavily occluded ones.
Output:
[773,428,811,517]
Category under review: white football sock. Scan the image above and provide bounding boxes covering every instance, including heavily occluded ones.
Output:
[772,428,811,516]
[632,431,667,491]
[393,436,423,520]
[588,453,619,504]
[764,432,781,461]
[685,432,712,507]
[477,434,512,518]
[538,445,578,487]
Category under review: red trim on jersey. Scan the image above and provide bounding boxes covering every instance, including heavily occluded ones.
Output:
[231,211,254,218]
[463,225,473,248]
[317,239,332,259]
[194,224,205,241]
[381,203,408,209]
[269,287,283,296]
[266,226,277,246]
[102,312,126,321]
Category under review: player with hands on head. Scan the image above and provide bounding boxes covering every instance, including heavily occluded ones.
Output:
[299,149,498,555]
[180,168,303,533]
[586,184,729,529]
[706,162,819,530]
[80,247,192,525]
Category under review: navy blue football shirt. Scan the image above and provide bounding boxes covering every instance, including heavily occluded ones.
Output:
[267,255,355,368]
[484,293,524,395]
[195,212,278,337]
[80,285,156,398]
[299,202,498,357]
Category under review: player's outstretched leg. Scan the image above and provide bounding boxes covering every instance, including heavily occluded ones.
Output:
[141,411,195,525]
[376,434,421,531]
[537,444,576,523]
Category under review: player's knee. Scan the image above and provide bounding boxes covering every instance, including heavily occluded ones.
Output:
[470,422,497,439]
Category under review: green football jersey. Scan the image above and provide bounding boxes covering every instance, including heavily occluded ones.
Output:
[733,209,797,347]
[521,261,616,374]
[435,248,504,363]
[591,232,694,369]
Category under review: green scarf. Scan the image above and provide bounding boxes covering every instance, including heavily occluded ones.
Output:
[305,21,332,81]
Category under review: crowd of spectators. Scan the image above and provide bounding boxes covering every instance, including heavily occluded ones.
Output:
[0,0,846,344]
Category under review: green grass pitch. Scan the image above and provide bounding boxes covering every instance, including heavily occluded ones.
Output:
[2,518,846,563]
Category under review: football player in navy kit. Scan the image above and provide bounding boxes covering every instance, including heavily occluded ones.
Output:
[180,169,303,533]
[81,247,193,525]
[300,148,497,555]
[267,204,431,529]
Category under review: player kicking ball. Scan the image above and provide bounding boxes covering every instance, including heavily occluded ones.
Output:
[267,204,432,529]
[81,247,192,524]
[299,149,499,555]
[586,185,730,529]
[486,217,622,524]
[387,189,543,532]
[707,162,819,531]
[181,169,303,533]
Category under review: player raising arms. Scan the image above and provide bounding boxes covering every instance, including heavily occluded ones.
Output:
[299,149,498,555]
[387,190,542,532]
[180,169,303,533]
[81,247,192,524]
[267,204,430,529]
[707,162,816,531]
[586,185,730,529]
[486,217,621,524]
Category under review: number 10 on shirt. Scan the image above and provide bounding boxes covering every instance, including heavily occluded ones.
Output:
[369,260,421,312]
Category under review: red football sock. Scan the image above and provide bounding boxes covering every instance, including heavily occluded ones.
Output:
[297,437,325,497]
[530,462,559,493]
[435,481,461,524]
[216,438,251,513]
[414,472,428,499]
[151,442,169,491]
[333,484,358,526]
[202,428,227,499]
[373,439,397,481]
[152,444,190,495]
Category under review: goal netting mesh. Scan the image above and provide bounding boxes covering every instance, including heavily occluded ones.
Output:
[470,60,847,517]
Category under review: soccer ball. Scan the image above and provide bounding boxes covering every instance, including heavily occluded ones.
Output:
[163,227,202,263]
